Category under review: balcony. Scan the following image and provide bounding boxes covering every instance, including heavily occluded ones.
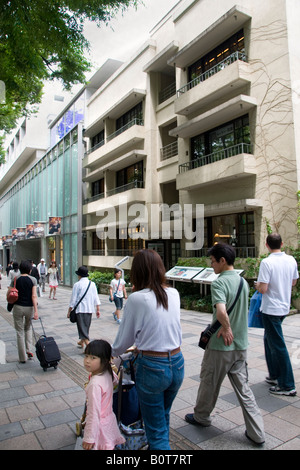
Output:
[175,53,251,116]
[177,143,256,191]
[179,143,252,173]
[83,181,145,215]
[83,118,145,170]
[160,141,178,161]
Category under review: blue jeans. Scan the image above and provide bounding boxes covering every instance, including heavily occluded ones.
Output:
[135,351,184,450]
[262,313,295,390]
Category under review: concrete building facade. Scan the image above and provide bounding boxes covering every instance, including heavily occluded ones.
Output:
[82,0,300,272]
[1,0,299,279]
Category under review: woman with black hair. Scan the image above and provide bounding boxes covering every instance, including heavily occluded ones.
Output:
[10,260,38,363]
[112,249,184,450]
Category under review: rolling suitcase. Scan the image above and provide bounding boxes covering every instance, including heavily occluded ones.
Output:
[33,317,61,371]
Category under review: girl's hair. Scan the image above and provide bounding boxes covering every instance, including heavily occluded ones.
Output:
[85,340,113,379]
[114,268,121,276]
[130,249,168,310]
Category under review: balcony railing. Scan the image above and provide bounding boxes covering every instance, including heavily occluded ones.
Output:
[106,118,144,143]
[179,142,252,173]
[181,246,257,258]
[85,139,105,156]
[106,180,144,197]
[177,51,247,97]
[84,192,104,205]
[83,250,105,257]
[158,82,176,104]
[85,118,144,157]
[160,141,178,161]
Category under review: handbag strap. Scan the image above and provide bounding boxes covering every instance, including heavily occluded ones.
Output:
[210,276,244,334]
[74,281,91,310]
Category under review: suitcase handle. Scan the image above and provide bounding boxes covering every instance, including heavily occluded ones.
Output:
[31,316,46,341]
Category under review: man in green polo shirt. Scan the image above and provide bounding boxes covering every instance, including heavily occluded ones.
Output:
[185,243,265,446]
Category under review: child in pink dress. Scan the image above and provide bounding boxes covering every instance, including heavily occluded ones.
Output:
[82,339,125,450]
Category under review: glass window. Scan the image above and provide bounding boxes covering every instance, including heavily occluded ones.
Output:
[64,147,70,216]
[188,29,245,81]
[92,178,104,196]
[116,102,143,130]
[116,161,143,188]
[71,142,78,214]
[191,115,250,161]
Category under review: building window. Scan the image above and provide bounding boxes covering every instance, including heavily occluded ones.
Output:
[191,114,250,161]
[91,129,104,149]
[92,231,105,251]
[116,161,143,188]
[188,29,245,82]
[92,178,104,197]
[116,102,143,130]
[117,227,145,253]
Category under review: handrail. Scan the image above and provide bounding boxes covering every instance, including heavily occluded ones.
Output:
[179,142,252,173]
[177,51,247,96]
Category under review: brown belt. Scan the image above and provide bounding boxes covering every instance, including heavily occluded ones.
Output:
[140,347,181,357]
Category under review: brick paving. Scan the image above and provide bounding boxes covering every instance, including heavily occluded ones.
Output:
[0,280,300,450]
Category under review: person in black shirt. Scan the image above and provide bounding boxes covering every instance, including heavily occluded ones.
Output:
[10,260,39,363]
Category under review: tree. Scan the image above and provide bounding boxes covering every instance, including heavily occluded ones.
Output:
[0,0,141,162]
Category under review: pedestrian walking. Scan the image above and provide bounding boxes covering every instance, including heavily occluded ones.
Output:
[81,339,125,450]
[37,258,47,292]
[112,249,184,450]
[185,243,265,446]
[109,268,127,324]
[9,262,20,282]
[67,266,100,349]
[255,233,298,396]
[10,259,39,363]
[48,261,59,299]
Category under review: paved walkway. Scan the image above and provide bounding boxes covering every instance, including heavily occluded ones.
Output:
[0,279,300,450]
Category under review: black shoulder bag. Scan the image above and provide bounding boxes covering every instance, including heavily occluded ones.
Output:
[70,281,91,323]
[198,277,244,349]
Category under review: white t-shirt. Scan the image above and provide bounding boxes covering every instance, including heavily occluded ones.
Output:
[257,252,299,316]
[112,287,182,356]
[110,278,125,298]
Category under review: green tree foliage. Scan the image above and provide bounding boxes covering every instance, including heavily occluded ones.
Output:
[0,0,140,161]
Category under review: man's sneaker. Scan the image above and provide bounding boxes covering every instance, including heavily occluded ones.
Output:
[265,376,277,385]
[269,386,297,396]
[112,313,117,321]
[116,319,121,324]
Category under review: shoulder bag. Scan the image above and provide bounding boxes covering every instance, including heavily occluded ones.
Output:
[70,281,91,323]
[198,277,244,349]
[7,276,19,304]
[109,278,120,302]
[248,290,263,328]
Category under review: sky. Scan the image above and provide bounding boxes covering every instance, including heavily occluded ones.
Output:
[83,0,181,76]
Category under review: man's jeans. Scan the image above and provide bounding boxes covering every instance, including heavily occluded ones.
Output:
[40,274,46,291]
[262,313,295,390]
[135,351,184,450]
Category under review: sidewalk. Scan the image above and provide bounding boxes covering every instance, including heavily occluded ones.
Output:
[0,280,300,450]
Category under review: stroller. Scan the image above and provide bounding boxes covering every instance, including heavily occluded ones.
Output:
[113,352,148,450]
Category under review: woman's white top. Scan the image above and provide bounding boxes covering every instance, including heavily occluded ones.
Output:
[112,287,182,356]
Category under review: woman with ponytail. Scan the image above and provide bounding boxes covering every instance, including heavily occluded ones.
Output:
[112,249,184,450]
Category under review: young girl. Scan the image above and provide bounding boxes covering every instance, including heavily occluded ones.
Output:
[109,269,127,324]
[48,261,59,299]
[82,339,125,450]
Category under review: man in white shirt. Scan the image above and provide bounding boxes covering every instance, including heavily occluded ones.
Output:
[67,266,100,349]
[256,233,298,396]
[37,259,47,292]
